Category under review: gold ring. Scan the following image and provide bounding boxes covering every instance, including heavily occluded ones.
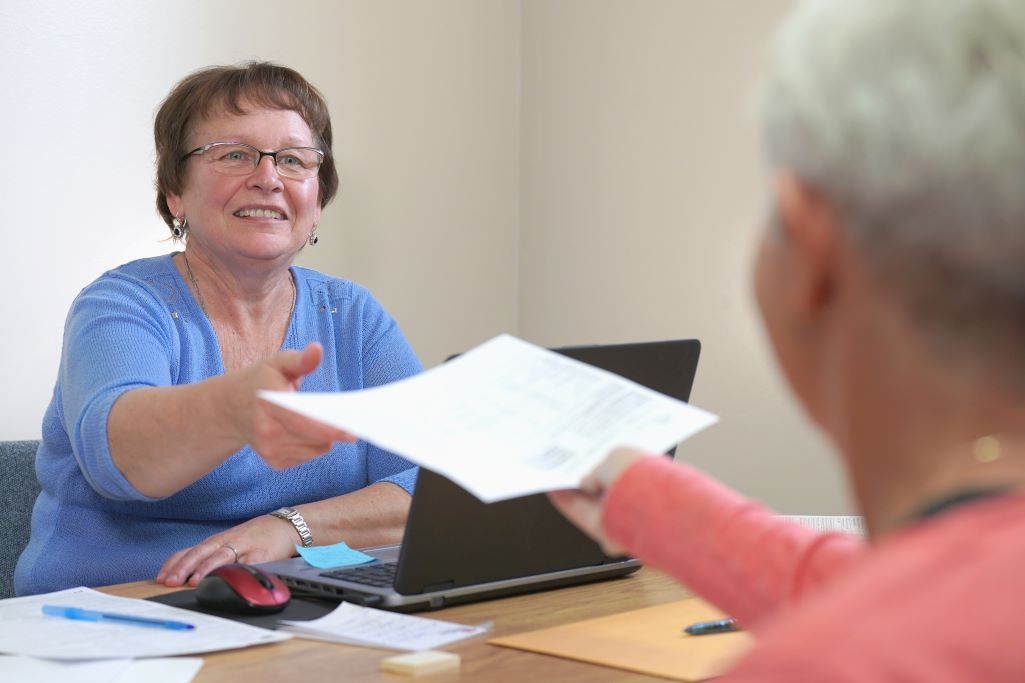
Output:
[223,544,240,563]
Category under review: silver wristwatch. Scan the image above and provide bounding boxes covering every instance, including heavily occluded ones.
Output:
[270,506,314,547]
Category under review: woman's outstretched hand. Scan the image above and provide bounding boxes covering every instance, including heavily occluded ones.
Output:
[235,342,357,469]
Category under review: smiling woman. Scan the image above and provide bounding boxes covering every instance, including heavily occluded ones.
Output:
[14,62,423,596]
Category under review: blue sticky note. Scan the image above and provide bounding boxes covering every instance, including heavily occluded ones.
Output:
[296,541,376,569]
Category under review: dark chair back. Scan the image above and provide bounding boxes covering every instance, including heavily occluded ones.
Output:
[0,440,41,598]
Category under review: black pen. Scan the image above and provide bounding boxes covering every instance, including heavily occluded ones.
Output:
[683,617,740,636]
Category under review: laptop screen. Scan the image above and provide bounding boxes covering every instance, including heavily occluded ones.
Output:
[394,339,701,595]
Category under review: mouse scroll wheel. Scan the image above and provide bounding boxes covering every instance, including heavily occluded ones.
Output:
[243,565,275,589]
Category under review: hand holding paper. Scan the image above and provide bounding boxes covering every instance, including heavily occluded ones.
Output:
[261,335,718,502]
[548,446,653,555]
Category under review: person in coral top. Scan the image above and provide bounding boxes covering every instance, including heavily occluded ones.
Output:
[551,1,1025,680]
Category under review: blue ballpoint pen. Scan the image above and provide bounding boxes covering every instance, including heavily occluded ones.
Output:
[683,617,740,636]
[42,604,195,631]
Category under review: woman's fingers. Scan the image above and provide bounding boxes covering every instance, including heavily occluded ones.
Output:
[184,543,243,587]
[157,539,235,587]
[548,489,604,542]
[238,345,358,469]
[156,547,189,585]
[156,517,299,587]
[252,401,355,468]
[270,342,324,389]
[261,400,354,444]
[548,487,625,556]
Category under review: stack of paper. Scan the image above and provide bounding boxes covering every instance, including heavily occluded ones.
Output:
[0,586,291,682]
[279,602,489,651]
[0,587,288,660]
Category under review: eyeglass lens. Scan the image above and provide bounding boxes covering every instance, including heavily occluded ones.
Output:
[199,143,322,179]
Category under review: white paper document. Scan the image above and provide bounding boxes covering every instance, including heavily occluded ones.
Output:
[262,334,719,502]
[114,657,204,683]
[0,587,289,660]
[0,656,203,683]
[279,602,489,651]
[782,515,867,536]
[0,657,133,683]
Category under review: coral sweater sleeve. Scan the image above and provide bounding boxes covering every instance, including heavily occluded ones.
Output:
[602,456,866,627]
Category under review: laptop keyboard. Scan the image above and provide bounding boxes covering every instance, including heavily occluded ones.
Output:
[320,562,397,587]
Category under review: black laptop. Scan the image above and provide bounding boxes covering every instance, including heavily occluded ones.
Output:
[258,339,701,612]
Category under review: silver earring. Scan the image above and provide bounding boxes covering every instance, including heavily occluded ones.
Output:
[308,227,319,246]
[172,216,188,241]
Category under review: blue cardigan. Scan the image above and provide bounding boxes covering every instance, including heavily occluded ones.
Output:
[16,254,422,595]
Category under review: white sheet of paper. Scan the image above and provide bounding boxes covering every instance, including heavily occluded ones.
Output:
[0,656,203,683]
[0,587,289,660]
[0,656,132,683]
[112,657,203,683]
[781,515,867,536]
[262,334,718,502]
[279,602,489,651]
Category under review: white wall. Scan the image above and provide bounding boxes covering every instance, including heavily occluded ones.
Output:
[0,0,521,437]
[1,1,850,513]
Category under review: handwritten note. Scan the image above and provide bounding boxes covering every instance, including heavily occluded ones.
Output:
[279,603,490,651]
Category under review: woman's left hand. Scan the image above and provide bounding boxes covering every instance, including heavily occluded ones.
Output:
[156,515,298,587]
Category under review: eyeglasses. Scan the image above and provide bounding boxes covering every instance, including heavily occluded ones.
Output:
[183,141,324,180]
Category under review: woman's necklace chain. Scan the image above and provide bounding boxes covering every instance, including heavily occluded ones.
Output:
[181,252,296,321]
[181,252,208,315]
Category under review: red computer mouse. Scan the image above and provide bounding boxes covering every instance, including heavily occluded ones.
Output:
[195,563,291,615]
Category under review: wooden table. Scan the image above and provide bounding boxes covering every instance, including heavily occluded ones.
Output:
[104,568,690,682]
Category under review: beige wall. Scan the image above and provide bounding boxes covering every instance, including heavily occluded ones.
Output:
[519,0,850,513]
[1,1,851,513]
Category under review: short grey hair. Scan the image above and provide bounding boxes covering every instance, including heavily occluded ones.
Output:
[763,0,1025,384]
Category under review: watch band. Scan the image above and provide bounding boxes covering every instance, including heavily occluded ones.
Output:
[270,506,315,547]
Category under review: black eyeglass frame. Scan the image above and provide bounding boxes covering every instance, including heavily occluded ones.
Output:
[182,141,325,177]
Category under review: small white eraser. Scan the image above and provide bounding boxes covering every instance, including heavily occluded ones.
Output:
[380,650,461,676]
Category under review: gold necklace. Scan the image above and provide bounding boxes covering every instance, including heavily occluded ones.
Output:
[181,252,296,320]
